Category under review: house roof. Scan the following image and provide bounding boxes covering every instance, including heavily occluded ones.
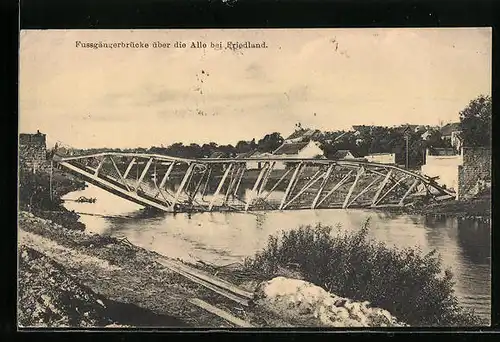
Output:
[367,152,394,156]
[285,128,321,142]
[428,148,458,156]
[209,151,227,158]
[235,150,257,159]
[332,149,355,159]
[273,141,309,155]
[440,122,461,136]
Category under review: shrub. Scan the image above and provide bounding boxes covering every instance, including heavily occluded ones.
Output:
[244,220,484,327]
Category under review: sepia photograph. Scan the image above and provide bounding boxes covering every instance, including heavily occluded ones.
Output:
[18,28,491,328]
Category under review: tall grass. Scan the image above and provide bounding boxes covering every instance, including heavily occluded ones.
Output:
[244,220,484,327]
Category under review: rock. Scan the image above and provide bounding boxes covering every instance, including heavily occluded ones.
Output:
[253,277,408,327]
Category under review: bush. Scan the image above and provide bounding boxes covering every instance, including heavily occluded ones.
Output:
[244,220,484,327]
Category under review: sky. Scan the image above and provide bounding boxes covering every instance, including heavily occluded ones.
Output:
[19,28,491,149]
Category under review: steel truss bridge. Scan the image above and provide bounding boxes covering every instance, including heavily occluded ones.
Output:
[53,153,456,213]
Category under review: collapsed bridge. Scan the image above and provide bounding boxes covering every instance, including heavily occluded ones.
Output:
[53,152,456,213]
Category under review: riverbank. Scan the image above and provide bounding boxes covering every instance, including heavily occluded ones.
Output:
[18,211,297,328]
[378,195,491,220]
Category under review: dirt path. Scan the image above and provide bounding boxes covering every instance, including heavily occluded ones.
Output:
[17,211,291,328]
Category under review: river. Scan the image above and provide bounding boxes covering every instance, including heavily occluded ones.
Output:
[62,184,491,323]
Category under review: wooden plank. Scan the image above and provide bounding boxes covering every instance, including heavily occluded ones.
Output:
[188,298,254,328]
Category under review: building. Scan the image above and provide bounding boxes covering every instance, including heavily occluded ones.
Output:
[458,147,491,199]
[284,128,322,143]
[420,147,463,195]
[19,130,47,173]
[331,149,356,160]
[365,152,396,164]
[272,140,325,169]
[235,150,261,170]
[440,122,462,149]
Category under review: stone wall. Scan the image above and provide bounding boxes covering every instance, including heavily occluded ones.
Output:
[19,132,48,174]
[458,147,491,199]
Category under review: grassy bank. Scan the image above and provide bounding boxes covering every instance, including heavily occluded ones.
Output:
[18,167,87,231]
[240,222,486,327]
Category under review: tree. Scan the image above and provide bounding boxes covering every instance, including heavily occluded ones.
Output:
[459,95,492,147]
[257,132,284,153]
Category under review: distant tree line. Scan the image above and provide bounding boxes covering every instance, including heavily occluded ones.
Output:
[62,94,490,168]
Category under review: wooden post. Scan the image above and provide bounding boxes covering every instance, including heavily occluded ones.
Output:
[342,167,364,208]
[311,164,335,209]
[110,156,132,191]
[245,164,269,211]
[135,158,154,192]
[209,163,234,211]
[171,163,195,211]
[279,163,303,210]
[371,170,392,207]
[399,178,420,206]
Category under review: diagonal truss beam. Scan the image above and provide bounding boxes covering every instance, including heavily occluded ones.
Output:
[371,170,393,206]
[263,167,293,201]
[374,175,409,206]
[122,158,136,179]
[283,170,326,209]
[317,170,353,208]
[209,163,234,211]
[154,162,176,198]
[171,163,195,211]
[233,164,246,197]
[245,163,269,211]
[259,162,275,195]
[279,163,303,210]
[342,167,365,209]
[346,175,382,208]
[94,156,106,176]
[136,158,154,192]
[109,156,131,191]
[311,164,335,209]
[398,178,420,206]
